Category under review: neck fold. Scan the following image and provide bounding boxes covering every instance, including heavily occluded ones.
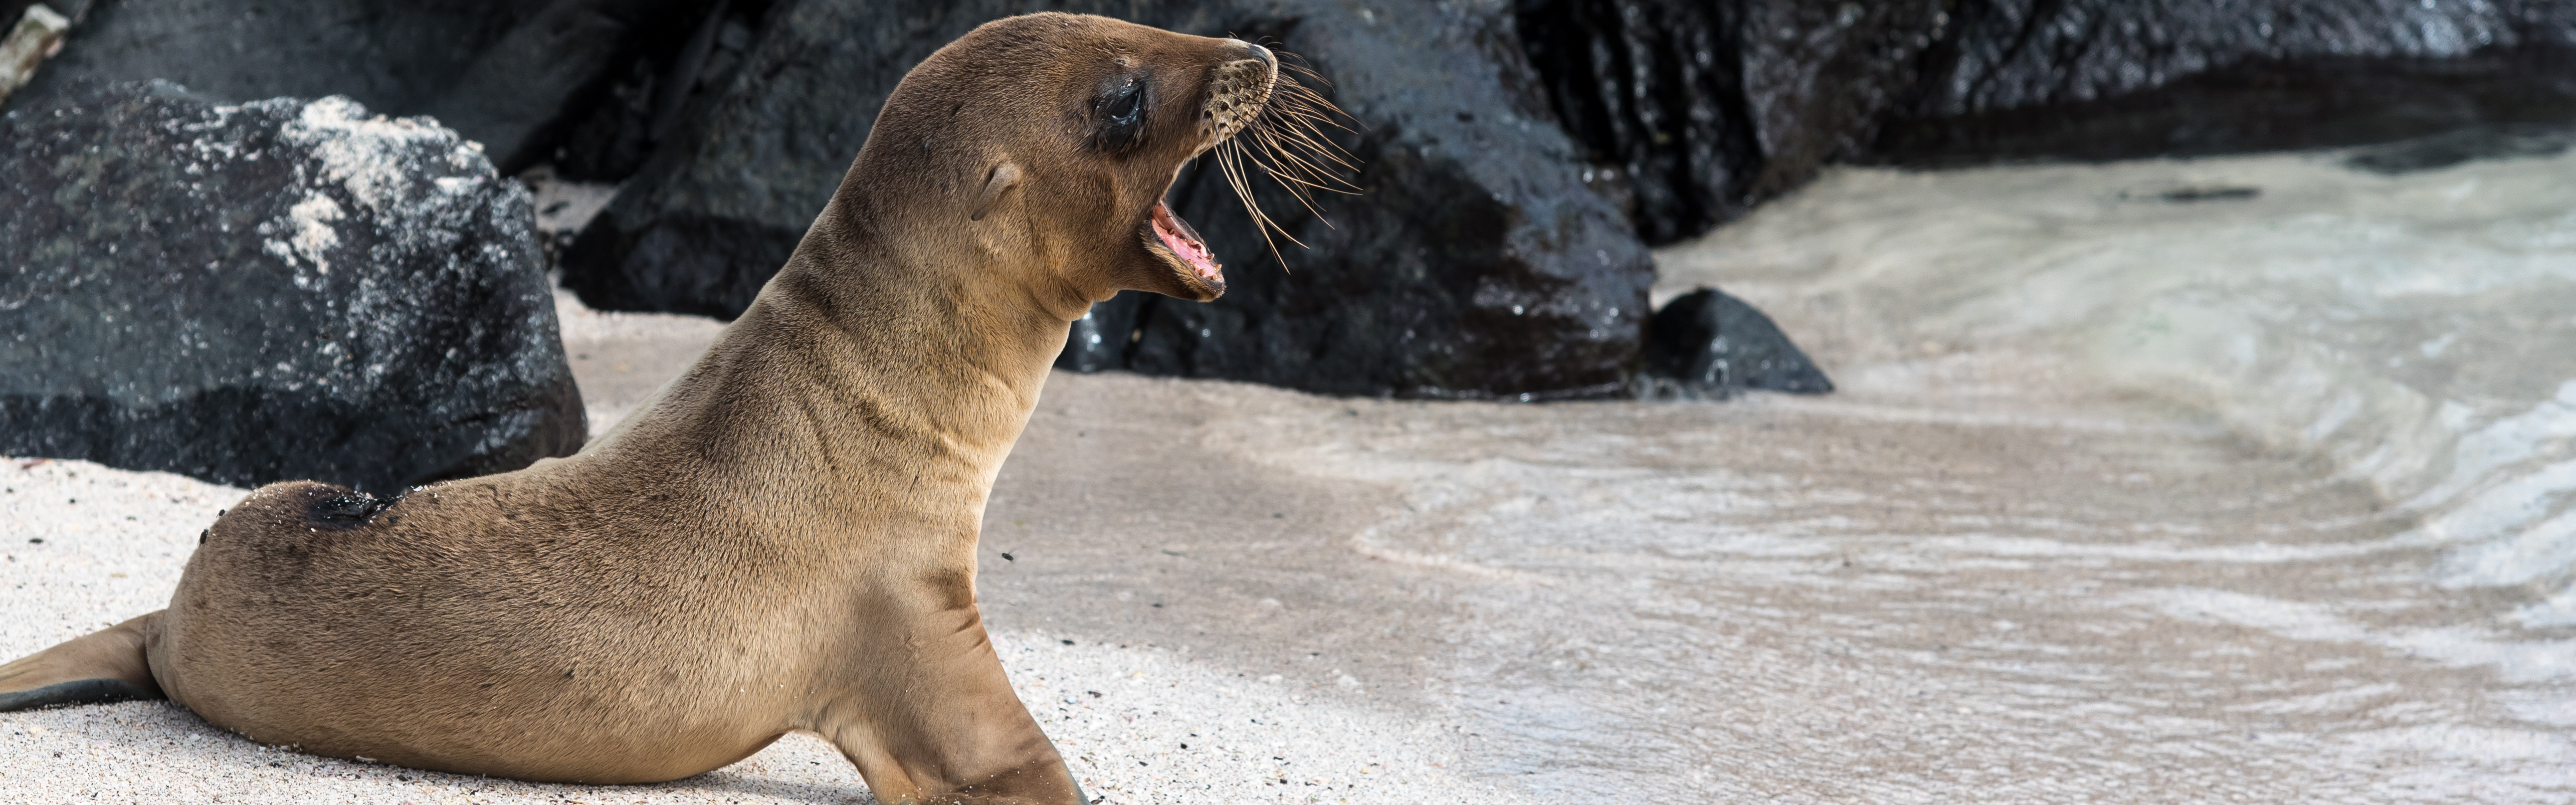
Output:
[600,208,1077,516]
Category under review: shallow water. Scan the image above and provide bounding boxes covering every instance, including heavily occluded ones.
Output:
[1658,148,2576,604]
[1179,390,2563,802]
[1325,144,2576,801]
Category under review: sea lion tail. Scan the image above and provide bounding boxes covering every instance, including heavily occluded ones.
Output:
[0,611,167,711]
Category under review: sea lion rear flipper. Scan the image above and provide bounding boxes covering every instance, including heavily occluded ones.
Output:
[0,612,167,711]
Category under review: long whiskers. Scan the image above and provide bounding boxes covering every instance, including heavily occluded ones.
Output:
[1216,52,1360,269]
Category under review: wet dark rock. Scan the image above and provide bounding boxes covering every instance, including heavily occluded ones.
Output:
[1904,1,2576,119]
[1637,288,1830,399]
[1883,41,2576,166]
[568,0,1652,400]
[4,0,716,174]
[1512,0,1756,245]
[2342,122,2576,175]
[1514,0,1948,244]
[1,81,583,494]
[1516,0,2576,244]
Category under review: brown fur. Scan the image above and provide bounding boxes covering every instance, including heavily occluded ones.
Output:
[0,14,1276,803]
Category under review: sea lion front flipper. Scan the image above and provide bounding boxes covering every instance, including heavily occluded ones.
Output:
[819,606,1084,804]
[0,612,167,711]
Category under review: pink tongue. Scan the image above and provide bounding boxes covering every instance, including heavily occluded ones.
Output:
[1152,203,1220,279]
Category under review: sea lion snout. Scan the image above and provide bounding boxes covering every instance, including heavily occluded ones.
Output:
[1203,47,1278,145]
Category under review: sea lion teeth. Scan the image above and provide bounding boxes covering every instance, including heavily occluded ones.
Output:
[1151,200,1221,278]
[0,14,1281,805]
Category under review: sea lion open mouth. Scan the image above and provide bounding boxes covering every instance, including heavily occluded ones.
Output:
[1145,196,1221,284]
[1125,43,1354,298]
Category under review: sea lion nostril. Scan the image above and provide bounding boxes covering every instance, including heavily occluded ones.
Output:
[1243,42,1277,69]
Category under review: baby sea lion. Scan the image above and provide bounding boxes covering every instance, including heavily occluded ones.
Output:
[0,13,1301,803]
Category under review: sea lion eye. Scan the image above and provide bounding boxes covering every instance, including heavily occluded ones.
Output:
[1090,78,1149,153]
[1105,84,1143,123]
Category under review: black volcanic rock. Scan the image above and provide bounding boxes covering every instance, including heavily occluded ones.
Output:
[1513,0,1953,242]
[1882,47,2576,165]
[1883,1,2576,165]
[1,81,583,494]
[1516,0,2576,244]
[1909,0,2576,117]
[547,0,776,181]
[1638,288,1829,399]
[1511,0,1762,245]
[5,0,718,174]
[566,0,1653,400]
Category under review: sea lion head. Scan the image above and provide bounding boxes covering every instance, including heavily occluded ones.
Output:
[861,13,1285,307]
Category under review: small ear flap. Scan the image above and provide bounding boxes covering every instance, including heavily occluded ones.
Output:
[970,162,1022,222]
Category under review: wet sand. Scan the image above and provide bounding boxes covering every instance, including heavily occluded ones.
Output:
[9,150,2576,801]
[991,374,2568,803]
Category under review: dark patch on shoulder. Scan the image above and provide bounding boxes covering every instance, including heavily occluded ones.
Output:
[301,485,401,530]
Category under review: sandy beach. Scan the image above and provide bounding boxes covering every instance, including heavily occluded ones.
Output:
[10,145,2576,803]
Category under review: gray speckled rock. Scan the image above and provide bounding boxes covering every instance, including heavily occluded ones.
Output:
[1,80,583,494]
